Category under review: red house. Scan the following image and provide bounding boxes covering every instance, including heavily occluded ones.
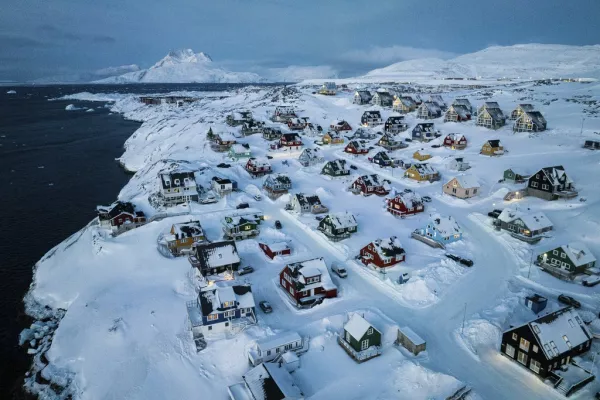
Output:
[443,133,467,150]
[259,242,291,259]
[280,133,303,149]
[344,140,369,155]
[330,120,352,132]
[279,258,337,307]
[245,157,272,177]
[96,201,147,233]
[386,191,425,217]
[350,174,391,196]
[360,236,406,268]
[287,118,307,131]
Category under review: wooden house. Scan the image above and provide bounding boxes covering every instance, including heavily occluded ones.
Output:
[354,90,372,105]
[228,144,252,161]
[397,327,426,356]
[344,140,369,155]
[477,103,506,129]
[360,236,405,268]
[371,90,394,107]
[350,174,391,196]
[227,362,304,400]
[500,308,593,396]
[514,111,547,132]
[443,133,467,150]
[412,122,438,142]
[361,110,383,127]
[443,175,480,199]
[272,106,297,122]
[386,191,424,217]
[212,132,237,152]
[245,158,272,177]
[298,148,324,167]
[444,104,472,122]
[241,120,264,136]
[318,212,358,241]
[329,120,352,132]
[165,221,206,255]
[263,173,292,199]
[279,257,337,307]
[537,242,595,280]
[188,240,241,276]
[259,241,292,260]
[495,208,553,243]
[384,116,408,134]
[339,314,382,362]
[448,157,471,171]
[510,104,535,120]
[226,110,253,126]
[404,163,439,182]
[429,95,447,110]
[158,170,199,206]
[321,159,350,177]
[378,133,407,151]
[222,215,260,240]
[211,176,234,196]
[369,151,392,167]
[393,96,417,113]
[417,214,463,246]
[527,166,577,201]
[289,193,328,214]
[280,133,303,150]
[319,82,337,95]
[480,139,504,156]
[262,127,283,141]
[96,201,146,233]
[322,131,345,145]
[503,168,528,183]
[413,149,432,162]
[452,98,473,113]
[247,331,303,367]
[349,127,377,140]
[477,101,501,116]
[417,101,442,119]
[287,118,307,131]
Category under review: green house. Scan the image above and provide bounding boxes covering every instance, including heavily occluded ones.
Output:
[228,144,252,161]
[503,168,528,183]
[321,159,350,177]
[537,242,596,278]
[339,314,382,362]
[222,215,260,240]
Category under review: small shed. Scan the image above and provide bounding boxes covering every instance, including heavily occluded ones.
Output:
[397,326,426,355]
[525,294,547,314]
[259,242,291,259]
[279,351,300,372]
[247,331,303,366]
[584,140,600,150]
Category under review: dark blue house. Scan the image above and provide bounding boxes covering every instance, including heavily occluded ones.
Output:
[412,123,438,142]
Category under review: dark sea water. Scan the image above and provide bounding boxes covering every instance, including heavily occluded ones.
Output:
[0,83,266,398]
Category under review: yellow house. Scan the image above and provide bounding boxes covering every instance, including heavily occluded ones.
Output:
[413,149,432,161]
[404,163,439,182]
[480,139,504,156]
[322,131,344,145]
[166,221,206,255]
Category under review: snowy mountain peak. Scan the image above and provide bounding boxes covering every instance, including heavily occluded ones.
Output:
[152,49,213,69]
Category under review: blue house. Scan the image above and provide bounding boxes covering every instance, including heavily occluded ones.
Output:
[418,214,463,245]
[412,123,438,142]
[187,284,257,337]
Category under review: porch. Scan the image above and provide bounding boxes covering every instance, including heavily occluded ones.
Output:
[548,362,595,397]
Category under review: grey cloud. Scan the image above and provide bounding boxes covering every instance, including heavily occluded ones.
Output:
[36,24,116,44]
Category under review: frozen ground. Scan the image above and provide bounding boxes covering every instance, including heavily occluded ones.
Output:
[23,79,600,399]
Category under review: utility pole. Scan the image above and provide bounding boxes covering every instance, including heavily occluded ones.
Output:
[527,249,534,279]
[580,117,585,136]
[461,302,467,335]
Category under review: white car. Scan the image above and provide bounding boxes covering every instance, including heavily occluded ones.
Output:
[331,263,348,278]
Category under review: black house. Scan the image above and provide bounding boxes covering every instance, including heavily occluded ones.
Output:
[500,307,592,382]
[384,116,408,134]
[527,165,577,201]
[188,240,241,276]
[361,110,383,127]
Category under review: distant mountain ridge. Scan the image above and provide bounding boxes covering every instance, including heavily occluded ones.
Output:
[95,49,264,84]
[363,44,600,81]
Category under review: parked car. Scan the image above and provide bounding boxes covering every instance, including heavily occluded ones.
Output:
[274,220,282,229]
[217,163,231,168]
[583,275,600,287]
[238,266,254,276]
[488,209,503,218]
[431,144,441,148]
[446,253,474,267]
[403,188,413,193]
[558,294,581,309]
[331,263,348,278]
[405,138,412,142]
[422,196,432,202]
[315,216,324,221]
[259,301,273,313]
[266,155,273,159]
[350,165,358,170]
[236,202,250,209]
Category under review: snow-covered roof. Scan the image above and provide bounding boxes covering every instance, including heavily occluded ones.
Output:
[449,174,479,189]
[445,133,465,142]
[391,191,423,208]
[429,94,446,105]
[159,170,196,189]
[563,242,596,267]
[498,208,553,231]
[248,158,271,168]
[449,104,471,118]
[294,193,322,207]
[231,144,250,153]
[429,214,462,236]
[223,215,258,228]
[331,120,348,126]
[170,221,204,238]
[414,122,435,132]
[412,163,437,175]
[243,362,303,400]
[299,147,322,160]
[362,110,381,117]
[400,326,425,345]
[344,313,376,339]
[537,166,572,186]
[356,174,389,188]
[348,140,368,151]
[326,212,357,230]
[355,90,372,101]
[199,284,254,315]
[370,236,405,259]
[485,107,505,122]
[517,103,535,112]
[521,111,547,128]
[415,149,431,156]
[485,139,502,148]
[192,241,240,270]
[265,173,291,186]
[482,101,500,109]
[256,331,302,352]
[422,101,441,113]
[262,241,290,253]
[527,308,592,360]
[452,98,472,109]
[323,159,348,172]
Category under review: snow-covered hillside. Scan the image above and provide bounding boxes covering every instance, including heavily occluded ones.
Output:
[96,49,265,84]
[362,44,600,81]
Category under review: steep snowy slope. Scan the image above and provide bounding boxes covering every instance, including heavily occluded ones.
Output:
[95,49,265,83]
[363,44,600,81]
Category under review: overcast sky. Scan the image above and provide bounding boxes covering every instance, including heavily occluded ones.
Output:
[1,0,599,82]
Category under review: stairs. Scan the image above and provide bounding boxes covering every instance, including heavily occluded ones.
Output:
[555,379,569,395]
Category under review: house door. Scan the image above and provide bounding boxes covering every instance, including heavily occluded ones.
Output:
[361,339,369,350]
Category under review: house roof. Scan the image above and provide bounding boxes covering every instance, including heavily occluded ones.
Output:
[263,241,290,253]
[422,101,441,114]
[362,110,381,117]
[256,331,302,352]
[248,158,271,168]
[217,132,237,141]
[429,94,446,105]
[355,90,372,101]
[412,163,437,175]
[192,240,240,271]
[263,127,282,135]
[449,174,479,189]
[243,362,303,400]
[348,140,368,151]
[375,91,394,101]
[429,214,462,236]
[485,139,502,148]
[445,133,465,142]
[452,98,472,109]
[275,105,296,114]
[524,308,592,360]
[323,82,336,89]
[374,151,391,161]
[521,111,547,128]
[344,313,376,339]
[390,191,423,208]
[331,120,349,126]
[448,104,471,118]
[370,236,405,258]
[323,159,348,173]
[199,284,254,316]
[223,215,258,229]
[517,104,535,112]
[212,176,232,184]
[286,257,337,291]
[398,96,416,107]
[482,101,500,109]
[498,208,553,231]
[231,144,251,153]
[97,201,137,220]
[299,147,322,160]
[356,174,389,188]
[536,165,572,186]
[159,170,196,189]
[415,148,431,156]
[325,212,357,230]
[294,193,322,207]
[282,132,301,141]
[170,221,204,238]
[414,122,435,132]
[484,107,505,122]
[265,173,291,186]
[399,326,425,345]
[562,242,596,267]
[386,116,405,124]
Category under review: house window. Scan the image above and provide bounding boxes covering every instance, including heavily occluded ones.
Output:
[519,338,530,352]
[281,278,285,286]
[530,359,541,374]
[267,350,271,356]
[367,327,373,335]
[207,314,218,321]
[532,345,538,353]
[553,250,558,256]
[224,310,235,318]
[361,339,369,350]
[289,287,294,295]
[208,326,212,331]
[505,344,515,358]
[473,188,478,194]
[560,253,566,259]
[542,184,549,190]
[225,322,229,327]
[345,332,351,342]
[517,351,528,365]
